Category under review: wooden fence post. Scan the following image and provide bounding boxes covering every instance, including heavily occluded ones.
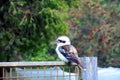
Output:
[80,57,98,80]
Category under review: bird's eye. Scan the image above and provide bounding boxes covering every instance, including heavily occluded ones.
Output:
[58,39,66,43]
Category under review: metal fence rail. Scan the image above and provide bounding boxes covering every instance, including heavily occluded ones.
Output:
[0,61,79,80]
[0,57,98,80]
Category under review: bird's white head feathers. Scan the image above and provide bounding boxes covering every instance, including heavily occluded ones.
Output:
[55,36,71,46]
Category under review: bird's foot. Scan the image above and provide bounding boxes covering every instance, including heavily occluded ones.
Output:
[65,62,71,66]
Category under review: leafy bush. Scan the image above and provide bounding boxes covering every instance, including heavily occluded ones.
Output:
[0,0,69,61]
[67,0,120,67]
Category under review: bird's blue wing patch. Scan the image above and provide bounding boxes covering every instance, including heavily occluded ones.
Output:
[58,46,68,57]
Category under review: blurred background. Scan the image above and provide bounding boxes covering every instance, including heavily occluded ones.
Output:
[0,0,120,67]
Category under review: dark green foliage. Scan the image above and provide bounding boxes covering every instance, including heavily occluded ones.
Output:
[0,0,68,61]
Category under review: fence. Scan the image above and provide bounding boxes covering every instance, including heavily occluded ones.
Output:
[0,57,97,80]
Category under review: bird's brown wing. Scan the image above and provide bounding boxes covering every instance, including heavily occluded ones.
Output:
[63,45,78,58]
[61,45,85,70]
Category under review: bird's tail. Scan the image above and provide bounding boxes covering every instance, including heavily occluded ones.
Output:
[78,60,86,71]
[78,64,86,71]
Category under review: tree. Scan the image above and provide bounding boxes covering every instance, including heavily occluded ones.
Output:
[0,0,69,62]
[67,0,120,67]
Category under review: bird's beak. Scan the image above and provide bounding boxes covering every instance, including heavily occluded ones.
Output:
[53,40,59,44]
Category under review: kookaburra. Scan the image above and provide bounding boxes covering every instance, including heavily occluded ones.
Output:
[54,36,86,71]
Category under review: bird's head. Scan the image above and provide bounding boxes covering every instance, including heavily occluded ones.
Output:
[54,36,71,46]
